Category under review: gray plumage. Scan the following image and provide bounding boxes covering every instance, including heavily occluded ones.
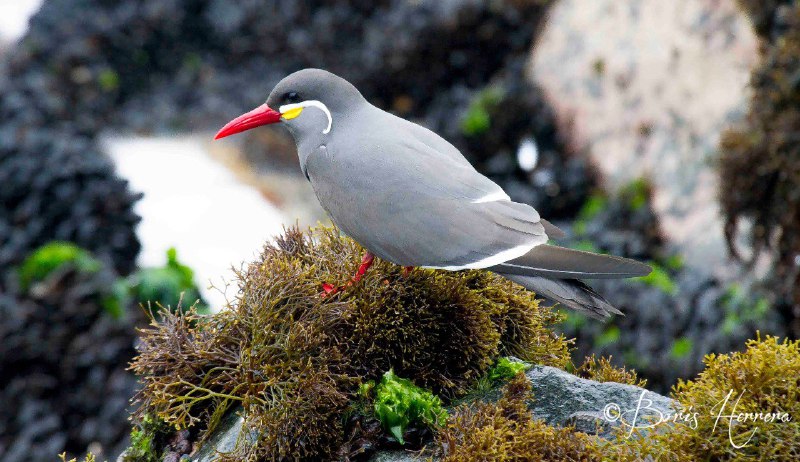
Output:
[253,68,651,317]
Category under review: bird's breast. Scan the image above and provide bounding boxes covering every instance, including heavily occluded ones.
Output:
[304,142,394,244]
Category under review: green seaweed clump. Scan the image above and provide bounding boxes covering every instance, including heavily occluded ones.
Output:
[129,226,570,460]
[119,414,173,462]
[16,241,128,318]
[461,86,505,136]
[372,370,447,444]
[18,241,101,290]
[488,357,530,383]
[436,373,604,461]
[128,247,206,313]
[633,260,677,295]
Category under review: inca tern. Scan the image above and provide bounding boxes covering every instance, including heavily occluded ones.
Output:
[215,68,651,318]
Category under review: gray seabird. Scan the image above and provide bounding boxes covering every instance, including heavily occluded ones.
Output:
[215,68,651,318]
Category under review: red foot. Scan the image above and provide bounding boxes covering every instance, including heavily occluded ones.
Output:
[320,252,375,297]
[354,252,375,282]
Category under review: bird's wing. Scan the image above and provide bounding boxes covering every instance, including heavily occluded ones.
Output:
[354,191,550,269]
[396,118,566,242]
[391,113,477,168]
[502,274,622,318]
[540,219,566,239]
[328,122,549,268]
[395,135,511,203]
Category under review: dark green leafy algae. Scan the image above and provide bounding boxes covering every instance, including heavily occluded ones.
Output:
[129,226,570,460]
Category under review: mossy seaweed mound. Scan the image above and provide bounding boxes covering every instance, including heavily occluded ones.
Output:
[606,335,800,461]
[435,336,800,462]
[130,226,570,460]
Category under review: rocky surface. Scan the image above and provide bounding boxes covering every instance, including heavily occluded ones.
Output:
[184,360,674,461]
[531,0,758,271]
[475,363,675,439]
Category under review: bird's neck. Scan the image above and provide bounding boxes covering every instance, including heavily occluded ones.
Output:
[286,126,327,180]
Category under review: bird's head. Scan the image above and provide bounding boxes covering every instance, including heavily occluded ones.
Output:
[214,68,364,141]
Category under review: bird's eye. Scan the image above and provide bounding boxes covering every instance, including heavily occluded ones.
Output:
[284,92,301,104]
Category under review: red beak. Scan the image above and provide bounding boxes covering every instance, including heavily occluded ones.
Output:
[214,104,282,140]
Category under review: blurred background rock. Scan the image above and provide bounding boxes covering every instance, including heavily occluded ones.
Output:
[0,0,796,460]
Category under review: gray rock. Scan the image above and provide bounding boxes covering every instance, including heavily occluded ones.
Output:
[527,364,674,434]
[367,450,422,462]
[187,412,422,462]
[192,410,257,462]
[476,361,675,439]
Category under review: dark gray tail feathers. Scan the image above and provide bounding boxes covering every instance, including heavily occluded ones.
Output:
[491,244,652,280]
[500,274,622,319]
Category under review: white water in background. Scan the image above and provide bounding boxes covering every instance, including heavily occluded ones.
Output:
[2,4,289,310]
[0,1,43,42]
[104,136,286,311]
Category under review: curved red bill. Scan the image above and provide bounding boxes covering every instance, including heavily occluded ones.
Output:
[214,104,282,139]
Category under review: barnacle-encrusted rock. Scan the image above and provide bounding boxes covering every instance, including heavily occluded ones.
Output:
[0,130,141,278]
[0,264,143,461]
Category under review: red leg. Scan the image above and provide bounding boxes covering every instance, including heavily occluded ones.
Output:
[321,251,375,296]
[402,266,414,277]
[353,252,375,282]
